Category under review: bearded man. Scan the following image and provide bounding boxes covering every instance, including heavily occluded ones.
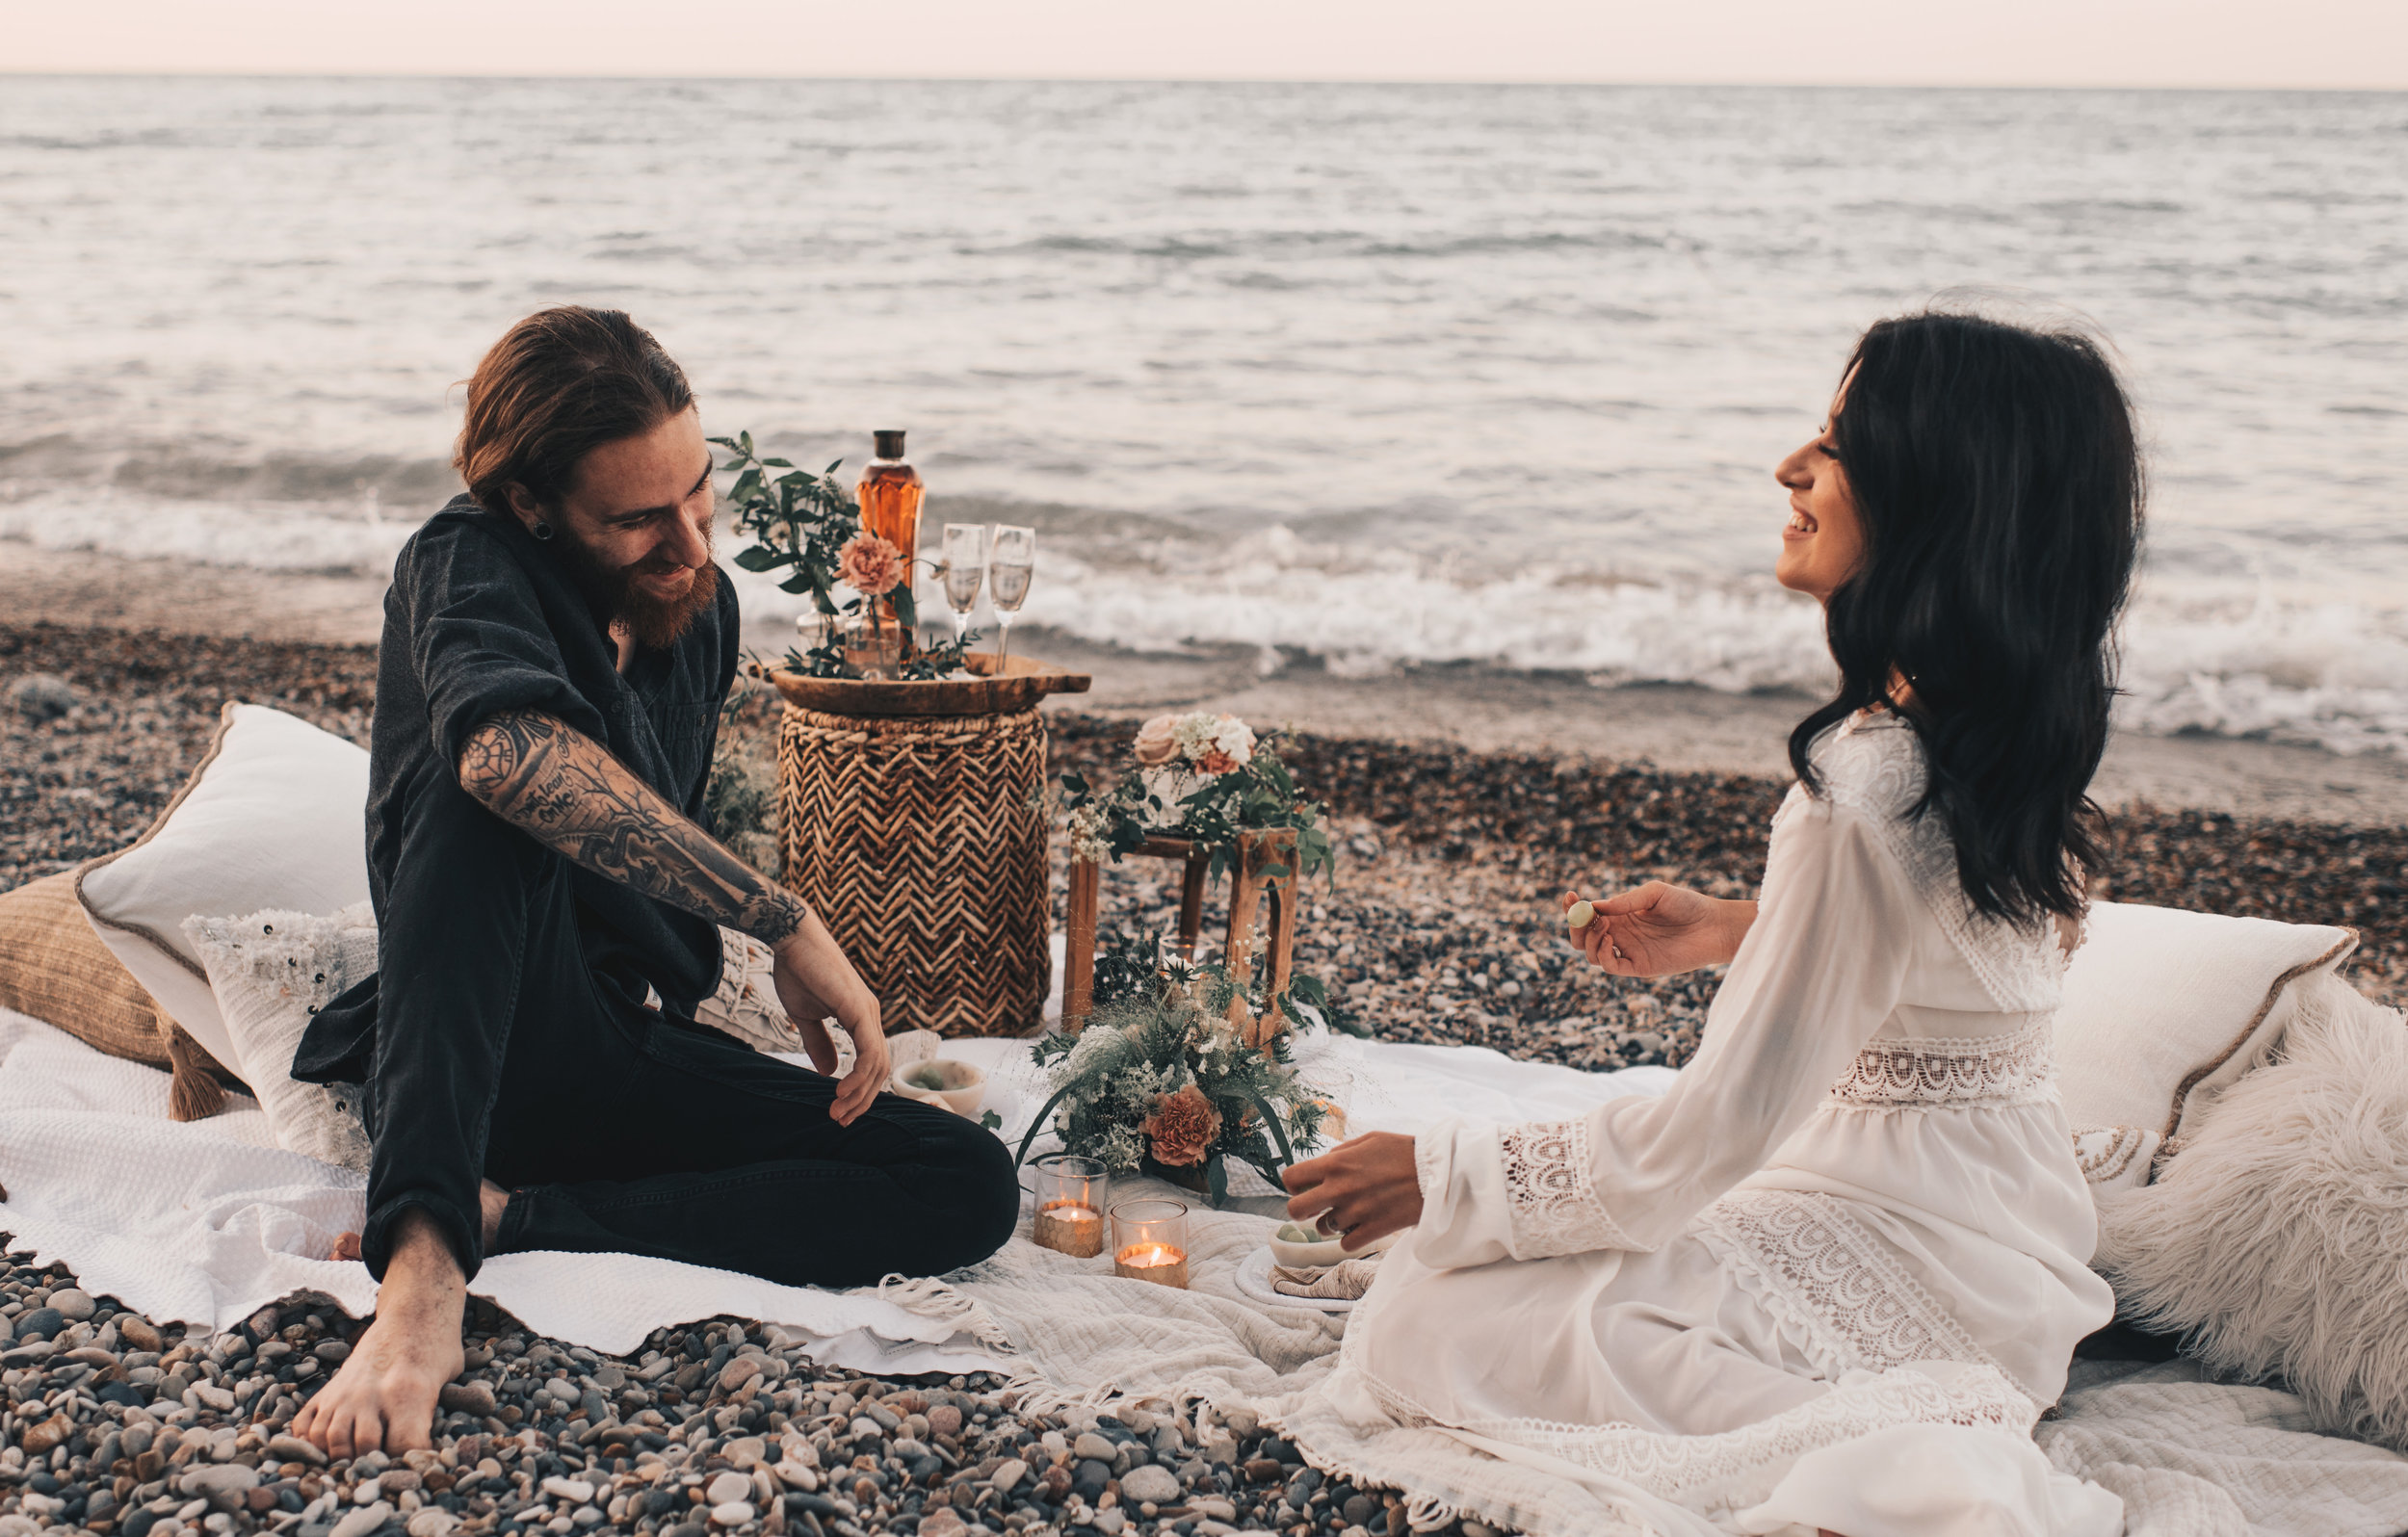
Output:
[289,306,1017,1456]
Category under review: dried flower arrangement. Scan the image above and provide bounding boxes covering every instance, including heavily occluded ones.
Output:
[1020,960,1330,1205]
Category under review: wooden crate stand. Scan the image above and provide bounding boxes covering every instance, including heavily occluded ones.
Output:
[1063,827,1300,1044]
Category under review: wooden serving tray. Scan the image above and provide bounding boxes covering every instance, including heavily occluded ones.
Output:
[763,651,1092,718]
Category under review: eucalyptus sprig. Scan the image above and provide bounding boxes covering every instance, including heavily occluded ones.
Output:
[714,432,859,615]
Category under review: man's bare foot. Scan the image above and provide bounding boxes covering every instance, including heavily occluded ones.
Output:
[330,1182,507,1263]
[293,1209,465,1457]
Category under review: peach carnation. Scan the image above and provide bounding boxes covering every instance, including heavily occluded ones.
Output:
[1140,1083,1222,1167]
[837,532,905,597]
[1132,715,1180,768]
[1193,746,1240,775]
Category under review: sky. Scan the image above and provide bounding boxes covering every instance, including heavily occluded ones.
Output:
[6,0,2405,88]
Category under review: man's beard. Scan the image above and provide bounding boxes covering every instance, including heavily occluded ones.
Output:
[553,527,721,650]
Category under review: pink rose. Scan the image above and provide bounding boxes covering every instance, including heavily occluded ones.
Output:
[1132,715,1180,767]
[837,532,904,597]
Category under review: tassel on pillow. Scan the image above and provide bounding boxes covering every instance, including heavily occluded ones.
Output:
[162,1017,229,1122]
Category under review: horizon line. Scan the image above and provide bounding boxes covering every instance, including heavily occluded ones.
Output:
[5,70,2406,92]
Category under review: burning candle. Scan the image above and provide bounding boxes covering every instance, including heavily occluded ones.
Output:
[1114,1241,1191,1289]
[1034,1201,1105,1258]
[1110,1197,1192,1290]
[1029,1155,1110,1258]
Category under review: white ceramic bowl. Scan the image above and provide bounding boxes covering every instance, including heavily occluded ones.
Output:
[892,1057,987,1117]
[1267,1226,1396,1269]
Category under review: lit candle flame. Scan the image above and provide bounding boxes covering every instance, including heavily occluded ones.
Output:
[1117,1242,1184,1266]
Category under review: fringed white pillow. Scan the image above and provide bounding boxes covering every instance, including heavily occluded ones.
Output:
[2093,971,2408,1449]
[183,904,376,1174]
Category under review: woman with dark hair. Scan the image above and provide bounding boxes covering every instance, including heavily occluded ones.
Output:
[1278,311,2142,1535]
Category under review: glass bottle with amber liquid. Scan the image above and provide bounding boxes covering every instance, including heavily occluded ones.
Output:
[857,430,925,655]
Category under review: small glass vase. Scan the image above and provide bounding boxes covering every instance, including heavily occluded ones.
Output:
[840,611,903,680]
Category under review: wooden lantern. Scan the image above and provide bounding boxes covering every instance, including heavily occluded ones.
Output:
[1062,826,1300,1046]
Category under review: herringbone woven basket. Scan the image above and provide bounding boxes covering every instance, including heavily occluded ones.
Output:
[777,704,1051,1037]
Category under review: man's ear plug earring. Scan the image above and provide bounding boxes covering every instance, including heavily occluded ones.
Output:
[533,521,555,542]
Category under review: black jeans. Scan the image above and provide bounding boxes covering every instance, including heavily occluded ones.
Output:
[354,780,1020,1287]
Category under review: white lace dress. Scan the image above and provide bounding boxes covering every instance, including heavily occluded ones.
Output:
[1312,715,2119,1534]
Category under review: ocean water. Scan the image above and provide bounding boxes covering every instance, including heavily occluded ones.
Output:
[3,77,2405,750]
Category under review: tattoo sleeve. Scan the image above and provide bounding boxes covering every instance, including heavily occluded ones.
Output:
[457,709,807,946]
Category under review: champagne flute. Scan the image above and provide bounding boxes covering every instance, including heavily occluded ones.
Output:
[988,524,1035,670]
[941,522,987,657]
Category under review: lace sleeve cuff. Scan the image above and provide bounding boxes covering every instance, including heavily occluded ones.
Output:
[1499,1117,1645,1260]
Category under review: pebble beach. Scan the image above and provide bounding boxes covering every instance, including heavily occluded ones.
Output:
[5,614,2408,1536]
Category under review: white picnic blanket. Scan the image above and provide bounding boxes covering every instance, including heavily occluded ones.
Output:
[6,1007,2407,1536]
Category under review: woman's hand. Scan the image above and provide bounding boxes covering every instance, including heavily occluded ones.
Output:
[1282,1133,1423,1248]
[1564,884,1756,977]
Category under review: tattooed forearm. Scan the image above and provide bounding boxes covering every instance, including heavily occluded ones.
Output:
[458,709,807,946]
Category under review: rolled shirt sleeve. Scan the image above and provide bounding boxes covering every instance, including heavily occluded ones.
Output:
[1412,796,1918,1269]
[403,519,608,768]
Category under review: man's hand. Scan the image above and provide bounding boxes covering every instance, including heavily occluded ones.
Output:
[1565,883,1756,977]
[771,923,887,1126]
[1282,1133,1423,1249]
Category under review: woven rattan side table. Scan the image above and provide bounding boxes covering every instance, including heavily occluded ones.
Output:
[766,655,1089,1037]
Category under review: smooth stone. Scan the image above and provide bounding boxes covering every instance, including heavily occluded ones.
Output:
[406,1512,459,1537]
[180,1465,262,1498]
[918,1512,967,1537]
[589,1365,626,1391]
[705,1472,751,1506]
[926,1404,963,1437]
[1218,1409,1260,1441]
[708,1501,755,1526]
[50,1288,97,1321]
[265,1434,327,1467]
[1191,1498,1239,1521]
[988,1457,1029,1493]
[9,673,80,721]
[722,1435,766,1469]
[21,1413,75,1455]
[848,1417,884,1443]
[541,1478,596,1504]
[437,1382,496,1416]
[862,1402,902,1432]
[314,1339,353,1364]
[1072,1432,1118,1464]
[771,1460,819,1493]
[1342,1495,1377,1527]
[15,1308,65,1342]
[1119,1465,1181,1506]
[1091,1510,1127,1536]
[328,1501,393,1537]
[1071,1459,1111,1500]
[118,1316,165,1352]
[717,1358,762,1394]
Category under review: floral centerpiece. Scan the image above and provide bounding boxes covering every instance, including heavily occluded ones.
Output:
[714,430,973,680]
[1060,712,1361,1037]
[1020,962,1330,1205]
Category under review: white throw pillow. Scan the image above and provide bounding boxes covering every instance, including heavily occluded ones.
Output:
[75,702,371,1087]
[2093,972,2408,1449]
[182,904,376,1173]
[2055,901,2355,1159]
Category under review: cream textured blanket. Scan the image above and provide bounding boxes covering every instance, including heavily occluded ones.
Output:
[5,1009,2405,1535]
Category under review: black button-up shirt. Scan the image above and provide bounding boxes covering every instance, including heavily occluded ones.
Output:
[298,494,740,1082]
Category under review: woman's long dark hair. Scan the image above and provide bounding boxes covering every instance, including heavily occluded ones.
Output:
[1788,310,2144,925]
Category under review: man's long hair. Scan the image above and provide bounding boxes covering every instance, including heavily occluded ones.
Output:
[455,305,694,515]
[1789,309,2145,925]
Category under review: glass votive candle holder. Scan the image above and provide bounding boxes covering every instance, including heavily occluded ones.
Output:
[1030,1155,1109,1259]
[1111,1197,1191,1290]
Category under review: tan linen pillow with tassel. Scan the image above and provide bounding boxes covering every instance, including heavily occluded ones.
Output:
[0,871,240,1118]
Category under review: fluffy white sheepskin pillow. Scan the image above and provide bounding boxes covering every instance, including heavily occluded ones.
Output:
[2093,970,2408,1448]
